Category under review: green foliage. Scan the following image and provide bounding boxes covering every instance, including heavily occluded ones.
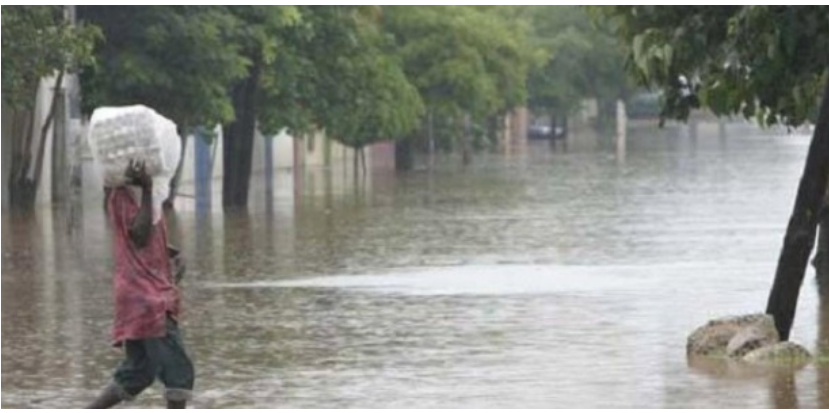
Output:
[323,42,424,148]
[78,6,250,131]
[213,6,422,148]
[71,6,643,163]
[524,6,631,116]
[386,6,531,118]
[593,6,829,127]
[2,6,100,109]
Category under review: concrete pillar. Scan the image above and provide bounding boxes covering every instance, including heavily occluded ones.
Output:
[194,132,213,215]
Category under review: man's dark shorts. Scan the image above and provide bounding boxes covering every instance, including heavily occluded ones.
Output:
[111,316,194,402]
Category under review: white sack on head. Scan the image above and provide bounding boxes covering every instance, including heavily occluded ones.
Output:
[87,105,182,223]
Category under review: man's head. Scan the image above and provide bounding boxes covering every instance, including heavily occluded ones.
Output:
[125,159,152,189]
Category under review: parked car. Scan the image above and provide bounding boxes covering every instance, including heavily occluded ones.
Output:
[528,124,552,140]
[528,124,566,140]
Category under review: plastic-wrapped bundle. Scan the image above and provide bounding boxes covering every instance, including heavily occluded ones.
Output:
[88,105,182,223]
[88,105,179,184]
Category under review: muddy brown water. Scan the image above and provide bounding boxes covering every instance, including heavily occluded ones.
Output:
[3,125,828,408]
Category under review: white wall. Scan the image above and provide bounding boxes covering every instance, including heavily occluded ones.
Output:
[79,121,392,213]
[176,128,365,190]
[178,127,296,188]
[272,130,295,171]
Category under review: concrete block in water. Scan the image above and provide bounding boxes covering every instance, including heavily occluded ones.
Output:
[726,320,779,358]
[687,313,776,357]
[743,342,812,366]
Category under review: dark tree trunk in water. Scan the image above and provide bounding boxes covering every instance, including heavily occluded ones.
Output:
[428,111,435,156]
[765,78,829,340]
[561,114,569,139]
[395,136,414,171]
[462,114,472,166]
[9,71,65,212]
[9,180,39,211]
[360,147,367,176]
[550,112,558,150]
[222,56,261,210]
[353,147,359,177]
[8,108,35,211]
[461,140,472,165]
[816,187,829,295]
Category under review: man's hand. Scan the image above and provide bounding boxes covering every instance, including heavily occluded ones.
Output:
[125,160,152,189]
[168,246,186,285]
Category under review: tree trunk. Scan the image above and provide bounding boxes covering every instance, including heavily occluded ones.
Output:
[462,114,472,166]
[428,111,436,169]
[550,112,558,150]
[815,185,829,295]
[222,56,261,210]
[428,111,435,154]
[8,108,33,209]
[551,111,557,136]
[353,147,359,177]
[360,147,367,176]
[395,136,414,171]
[51,87,67,205]
[765,78,829,340]
[9,72,64,211]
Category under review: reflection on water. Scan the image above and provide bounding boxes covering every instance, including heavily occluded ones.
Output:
[774,369,800,409]
[3,124,828,408]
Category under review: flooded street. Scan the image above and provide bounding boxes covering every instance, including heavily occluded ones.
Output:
[3,125,829,408]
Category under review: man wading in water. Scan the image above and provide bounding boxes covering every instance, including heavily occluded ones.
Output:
[87,160,194,409]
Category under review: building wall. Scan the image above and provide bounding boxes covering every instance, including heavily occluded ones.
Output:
[173,128,374,212]
[76,120,397,213]
[272,131,295,170]
[370,141,395,171]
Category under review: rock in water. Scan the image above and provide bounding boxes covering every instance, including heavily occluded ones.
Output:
[726,321,779,358]
[687,313,776,357]
[743,342,812,366]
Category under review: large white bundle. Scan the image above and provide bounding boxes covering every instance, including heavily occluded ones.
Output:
[88,105,182,222]
[88,105,180,185]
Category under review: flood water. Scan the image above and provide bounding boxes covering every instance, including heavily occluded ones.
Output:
[3,123,829,408]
